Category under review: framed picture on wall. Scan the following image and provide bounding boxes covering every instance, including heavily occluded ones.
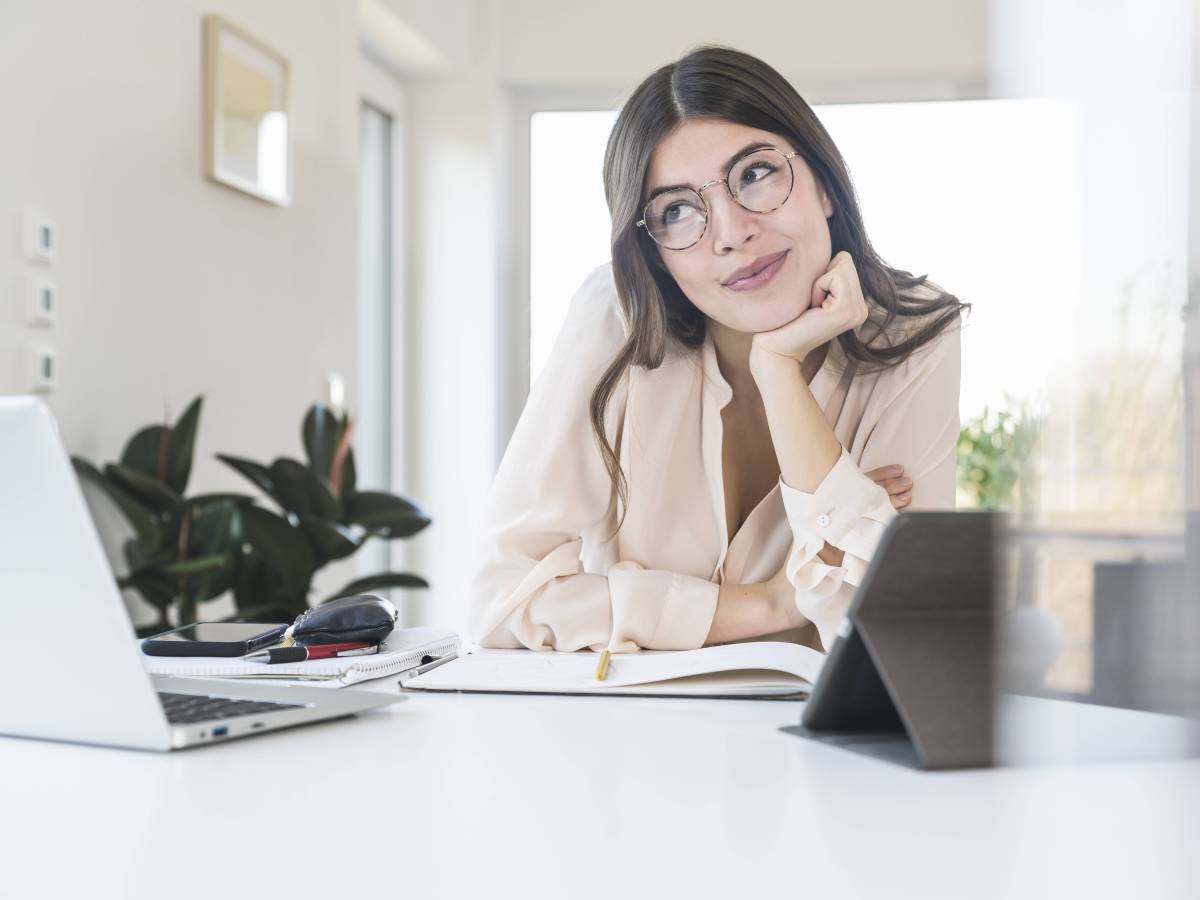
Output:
[203,15,292,206]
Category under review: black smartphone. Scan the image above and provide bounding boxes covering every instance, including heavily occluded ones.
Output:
[140,622,289,658]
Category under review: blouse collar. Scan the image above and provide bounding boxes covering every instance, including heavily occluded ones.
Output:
[699,328,842,414]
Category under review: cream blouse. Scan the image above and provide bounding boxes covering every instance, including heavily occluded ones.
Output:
[469,263,961,654]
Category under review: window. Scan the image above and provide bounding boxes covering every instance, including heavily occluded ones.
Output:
[528,100,1084,433]
[527,99,1187,701]
[356,92,403,613]
[357,100,394,509]
[529,110,618,385]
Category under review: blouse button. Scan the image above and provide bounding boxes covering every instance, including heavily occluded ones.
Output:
[817,513,832,528]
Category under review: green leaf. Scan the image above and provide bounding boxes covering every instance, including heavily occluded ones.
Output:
[322,571,429,604]
[122,538,172,573]
[118,569,177,611]
[177,498,243,602]
[232,552,285,613]
[104,463,181,514]
[240,505,315,597]
[165,396,203,494]
[216,454,282,505]
[192,567,235,605]
[302,404,343,482]
[72,457,164,551]
[120,424,170,481]
[270,457,340,519]
[956,404,1041,511]
[343,491,431,538]
[160,554,233,577]
[298,516,362,563]
[179,492,254,513]
[186,498,243,557]
[340,446,357,498]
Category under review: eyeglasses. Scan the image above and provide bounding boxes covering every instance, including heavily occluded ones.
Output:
[636,146,801,251]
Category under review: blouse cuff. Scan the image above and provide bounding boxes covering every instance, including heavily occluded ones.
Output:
[779,448,896,592]
[608,564,719,652]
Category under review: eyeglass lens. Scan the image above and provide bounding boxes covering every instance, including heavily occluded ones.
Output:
[642,147,796,250]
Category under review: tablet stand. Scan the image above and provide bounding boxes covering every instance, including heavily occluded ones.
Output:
[782,512,996,770]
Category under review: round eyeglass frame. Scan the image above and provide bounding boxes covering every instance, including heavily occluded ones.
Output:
[636,147,802,251]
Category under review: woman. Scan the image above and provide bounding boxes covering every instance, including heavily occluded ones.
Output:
[470,46,967,655]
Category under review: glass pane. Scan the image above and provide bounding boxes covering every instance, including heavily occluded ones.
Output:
[526,94,1192,714]
[529,110,617,385]
[357,102,393,580]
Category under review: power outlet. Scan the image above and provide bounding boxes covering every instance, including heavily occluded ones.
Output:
[27,276,56,326]
[24,211,56,263]
[29,345,56,393]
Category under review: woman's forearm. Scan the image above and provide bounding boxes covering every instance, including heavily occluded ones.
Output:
[750,352,842,492]
[705,582,789,645]
[751,351,847,567]
[709,344,859,650]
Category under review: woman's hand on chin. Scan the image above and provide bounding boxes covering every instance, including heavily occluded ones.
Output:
[749,251,869,376]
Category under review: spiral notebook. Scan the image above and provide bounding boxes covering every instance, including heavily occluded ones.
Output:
[141,626,460,688]
[401,641,825,699]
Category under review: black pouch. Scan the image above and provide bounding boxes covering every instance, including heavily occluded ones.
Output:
[289,594,398,646]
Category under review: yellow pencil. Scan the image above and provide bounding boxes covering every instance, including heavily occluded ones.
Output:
[595,649,611,681]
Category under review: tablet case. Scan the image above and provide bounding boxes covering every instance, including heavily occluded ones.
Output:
[782,511,997,770]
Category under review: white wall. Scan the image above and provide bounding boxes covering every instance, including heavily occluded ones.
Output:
[378,0,989,631]
[489,0,986,93]
[0,0,362,621]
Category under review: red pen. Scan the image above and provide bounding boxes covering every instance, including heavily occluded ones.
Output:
[245,642,378,664]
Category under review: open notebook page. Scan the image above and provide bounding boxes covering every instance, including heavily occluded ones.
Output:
[404,641,825,697]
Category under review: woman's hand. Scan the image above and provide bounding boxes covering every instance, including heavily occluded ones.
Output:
[763,563,810,632]
[749,251,869,372]
[866,464,913,510]
[706,565,811,645]
[756,466,909,642]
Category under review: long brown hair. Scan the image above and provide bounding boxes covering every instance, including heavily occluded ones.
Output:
[594,45,969,521]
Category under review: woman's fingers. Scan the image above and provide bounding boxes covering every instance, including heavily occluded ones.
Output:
[865,465,912,509]
[879,478,911,509]
[811,255,846,309]
[865,464,904,483]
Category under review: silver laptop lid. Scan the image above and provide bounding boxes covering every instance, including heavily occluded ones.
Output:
[0,396,170,750]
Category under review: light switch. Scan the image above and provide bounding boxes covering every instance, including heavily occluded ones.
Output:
[26,276,56,326]
[24,211,56,263]
[30,345,56,392]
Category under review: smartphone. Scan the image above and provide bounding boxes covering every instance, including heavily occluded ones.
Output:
[140,622,289,658]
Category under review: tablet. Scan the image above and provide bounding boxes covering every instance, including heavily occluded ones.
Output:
[793,511,997,769]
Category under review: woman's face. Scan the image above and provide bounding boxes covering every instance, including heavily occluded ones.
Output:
[643,118,834,335]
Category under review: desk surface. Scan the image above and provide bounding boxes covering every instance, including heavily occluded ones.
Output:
[3,686,1199,900]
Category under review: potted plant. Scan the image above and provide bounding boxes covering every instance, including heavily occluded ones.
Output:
[216,403,431,620]
[73,397,430,636]
[956,402,1041,511]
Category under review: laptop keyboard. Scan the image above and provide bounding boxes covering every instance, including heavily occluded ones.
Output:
[158,691,306,725]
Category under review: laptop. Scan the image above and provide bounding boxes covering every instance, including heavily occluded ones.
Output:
[0,396,402,752]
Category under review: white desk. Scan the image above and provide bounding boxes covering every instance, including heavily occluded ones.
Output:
[3,688,1198,900]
